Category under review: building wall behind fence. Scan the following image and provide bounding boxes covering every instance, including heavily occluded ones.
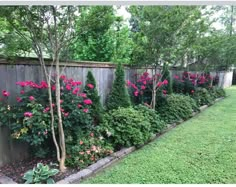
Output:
[0,58,233,166]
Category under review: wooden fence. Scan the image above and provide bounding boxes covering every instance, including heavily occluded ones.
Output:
[0,57,233,167]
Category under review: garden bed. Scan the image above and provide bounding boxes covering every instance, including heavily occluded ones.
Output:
[0,157,78,184]
[0,97,224,184]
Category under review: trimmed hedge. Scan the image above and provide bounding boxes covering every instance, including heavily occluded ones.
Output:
[134,104,166,134]
[99,107,152,149]
[156,94,198,124]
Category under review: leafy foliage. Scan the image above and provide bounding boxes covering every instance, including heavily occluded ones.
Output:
[100,107,152,148]
[106,63,131,110]
[65,131,113,168]
[134,104,166,133]
[161,62,173,94]
[22,163,59,184]
[156,94,197,124]
[84,71,104,124]
[192,87,214,106]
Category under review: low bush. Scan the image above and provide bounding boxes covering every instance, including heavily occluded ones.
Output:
[22,163,59,184]
[192,88,214,106]
[100,107,152,149]
[208,86,226,99]
[156,94,197,124]
[65,131,113,168]
[134,104,166,133]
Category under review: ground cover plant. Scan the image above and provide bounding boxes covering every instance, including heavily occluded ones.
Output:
[82,87,236,184]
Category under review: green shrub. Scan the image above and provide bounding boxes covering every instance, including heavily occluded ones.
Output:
[208,86,226,99]
[184,94,200,112]
[192,88,214,106]
[156,94,196,124]
[161,62,173,94]
[106,63,131,110]
[134,104,166,133]
[65,131,113,168]
[100,107,152,148]
[22,163,59,184]
[84,71,104,124]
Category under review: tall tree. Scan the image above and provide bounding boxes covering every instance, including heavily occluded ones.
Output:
[0,6,77,172]
[70,6,116,62]
[128,6,207,107]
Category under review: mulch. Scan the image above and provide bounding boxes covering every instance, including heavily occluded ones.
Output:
[0,157,80,184]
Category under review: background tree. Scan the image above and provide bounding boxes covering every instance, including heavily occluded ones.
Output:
[128,6,207,108]
[69,6,116,62]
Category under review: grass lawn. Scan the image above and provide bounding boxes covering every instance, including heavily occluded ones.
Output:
[82,86,236,184]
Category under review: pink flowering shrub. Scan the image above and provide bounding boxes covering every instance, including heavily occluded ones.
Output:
[0,75,95,157]
[173,71,218,95]
[126,71,168,105]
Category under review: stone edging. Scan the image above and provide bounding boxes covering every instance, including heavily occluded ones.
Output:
[0,174,17,184]
[0,97,225,184]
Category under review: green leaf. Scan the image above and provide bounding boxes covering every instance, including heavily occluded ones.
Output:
[46,178,55,184]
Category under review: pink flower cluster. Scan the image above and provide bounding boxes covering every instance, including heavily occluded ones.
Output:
[127,72,169,97]
[16,81,48,89]
[87,84,94,89]
[84,99,92,105]
[24,112,33,118]
[174,71,215,87]
[2,90,10,97]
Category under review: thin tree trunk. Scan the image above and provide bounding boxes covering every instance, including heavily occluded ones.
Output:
[37,48,61,163]
[55,57,66,172]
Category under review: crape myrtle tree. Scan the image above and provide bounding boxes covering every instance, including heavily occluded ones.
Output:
[128,6,208,108]
[0,6,78,172]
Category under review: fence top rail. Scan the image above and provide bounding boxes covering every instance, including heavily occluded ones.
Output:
[0,57,161,69]
[0,57,231,72]
[0,57,121,68]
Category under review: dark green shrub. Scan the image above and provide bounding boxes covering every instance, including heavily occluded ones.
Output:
[161,62,173,94]
[173,78,184,94]
[208,86,226,99]
[192,87,214,106]
[215,87,226,97]
[106,63,131,110]
[156,94,196,124]
[134,104,166,133]
[84,71,104,124]
[184,95,200,112]
[100,107,152,148]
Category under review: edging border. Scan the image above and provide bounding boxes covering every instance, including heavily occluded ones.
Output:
[0,97,225,184]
